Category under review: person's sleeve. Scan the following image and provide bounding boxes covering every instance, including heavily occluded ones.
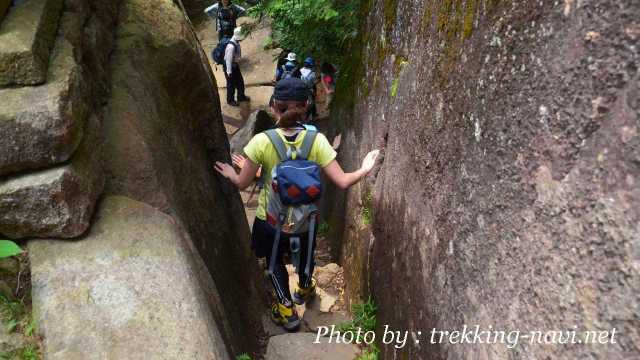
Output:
[311,133,337,167]
[244,133,267,165]
[234,4,246,17]
[204,4,218,18]
[225,44,234,74]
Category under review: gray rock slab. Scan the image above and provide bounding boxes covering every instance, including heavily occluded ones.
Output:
[28,196,230,360]
[266,333,360,360]
[0,30,89,176]
[229,109,274,155]
[0,0,63,86]
[0,115,102,239]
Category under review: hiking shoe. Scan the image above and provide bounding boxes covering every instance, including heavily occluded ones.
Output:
[227,100,239,107]
[271,302,300,331]
[292,279,316,305]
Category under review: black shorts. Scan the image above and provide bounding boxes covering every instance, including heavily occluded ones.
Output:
[251,218,315,258]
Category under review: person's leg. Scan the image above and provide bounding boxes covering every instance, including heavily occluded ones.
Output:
[236,65,250,101]
[252,219,300,330]
[225,64,237,104]
[293,222,318,305]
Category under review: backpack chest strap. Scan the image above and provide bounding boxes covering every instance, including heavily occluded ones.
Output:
[265,129,318,161]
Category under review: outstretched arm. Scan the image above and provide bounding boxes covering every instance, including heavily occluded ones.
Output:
[215,158,260,190]
[323,150,379,190]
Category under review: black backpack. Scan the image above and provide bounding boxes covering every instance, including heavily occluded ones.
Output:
[212,39,236,65]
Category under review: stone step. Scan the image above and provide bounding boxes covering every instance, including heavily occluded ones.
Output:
[28,196,231,360]
[0,115,102,239]
[0,0,63,86]
[265,333,360,360]
[0,27,89,176]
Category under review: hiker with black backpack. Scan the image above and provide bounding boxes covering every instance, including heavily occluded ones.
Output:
[212,27,251,106]
[214,78,379,331]
[204,0,246,41]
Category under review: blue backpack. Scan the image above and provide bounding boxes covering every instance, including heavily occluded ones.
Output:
[264,129,322,277]
[212,39,235,65]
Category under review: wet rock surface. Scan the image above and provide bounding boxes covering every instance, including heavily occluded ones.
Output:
[324,0,640,359]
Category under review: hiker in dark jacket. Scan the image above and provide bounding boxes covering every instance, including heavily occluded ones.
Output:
[204,0,246,41]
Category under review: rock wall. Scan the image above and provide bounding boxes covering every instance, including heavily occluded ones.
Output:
[325,0,640,359]
[0,0,265,357]
[103,0,264,355]
[0,0,116,238]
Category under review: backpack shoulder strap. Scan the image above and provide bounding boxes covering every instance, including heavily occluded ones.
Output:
[265,129,288,162]
[298,130,318,160]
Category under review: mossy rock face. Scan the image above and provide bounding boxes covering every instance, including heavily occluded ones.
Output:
[324,0,640,359]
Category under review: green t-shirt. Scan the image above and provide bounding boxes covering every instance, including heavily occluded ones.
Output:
[243,129,337,220]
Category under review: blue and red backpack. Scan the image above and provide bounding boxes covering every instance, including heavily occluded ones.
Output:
[264,129,322,277]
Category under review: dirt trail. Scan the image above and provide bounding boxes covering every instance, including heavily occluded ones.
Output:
[196,15,360,360]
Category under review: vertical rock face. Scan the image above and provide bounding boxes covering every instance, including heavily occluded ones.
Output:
[103,0,264,355]
[326,0,640,359]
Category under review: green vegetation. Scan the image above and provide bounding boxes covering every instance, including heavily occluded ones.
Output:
[356,344,380,360]
[0,240,22,259]
[361,190,374,225]
[338,296,377,340]
[248,0,360,66]
[0,295,40,360]
[340,297,378,359]
[235,354,252,360]
[0,242,40,360]
[318,221,330,236]
[0,344,39,360]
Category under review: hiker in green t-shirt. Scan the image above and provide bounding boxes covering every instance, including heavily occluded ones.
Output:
[215,78,379,331]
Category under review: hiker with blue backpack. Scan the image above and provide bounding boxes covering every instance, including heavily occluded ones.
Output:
[275,52,301,81]
[204,0,246,41]
[215,78,379,331]
[300,57,319,123]
[212,27,251,106]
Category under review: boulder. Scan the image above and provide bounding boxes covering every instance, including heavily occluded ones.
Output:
[229,109,274,155]
[265,333,359,360]
[303,310,350,334]
[0,115,103,239]
[0,30,90,176]
[103,0,265,354]
[0,0,64,86]
[28,196,230,360]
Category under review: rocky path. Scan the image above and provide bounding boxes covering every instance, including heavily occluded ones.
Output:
[198,15,361,360]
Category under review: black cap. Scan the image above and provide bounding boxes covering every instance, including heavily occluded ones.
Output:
[273,78,308,102]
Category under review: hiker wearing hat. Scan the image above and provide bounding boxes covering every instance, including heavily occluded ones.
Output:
[215,78,380,331]
[276,52,301,81]
[300,57,318,122]
[223,27,250,106]
[204,0,247,41]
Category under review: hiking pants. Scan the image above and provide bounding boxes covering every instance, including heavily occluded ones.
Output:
[251,218,317,305]
[223,63,246,103]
